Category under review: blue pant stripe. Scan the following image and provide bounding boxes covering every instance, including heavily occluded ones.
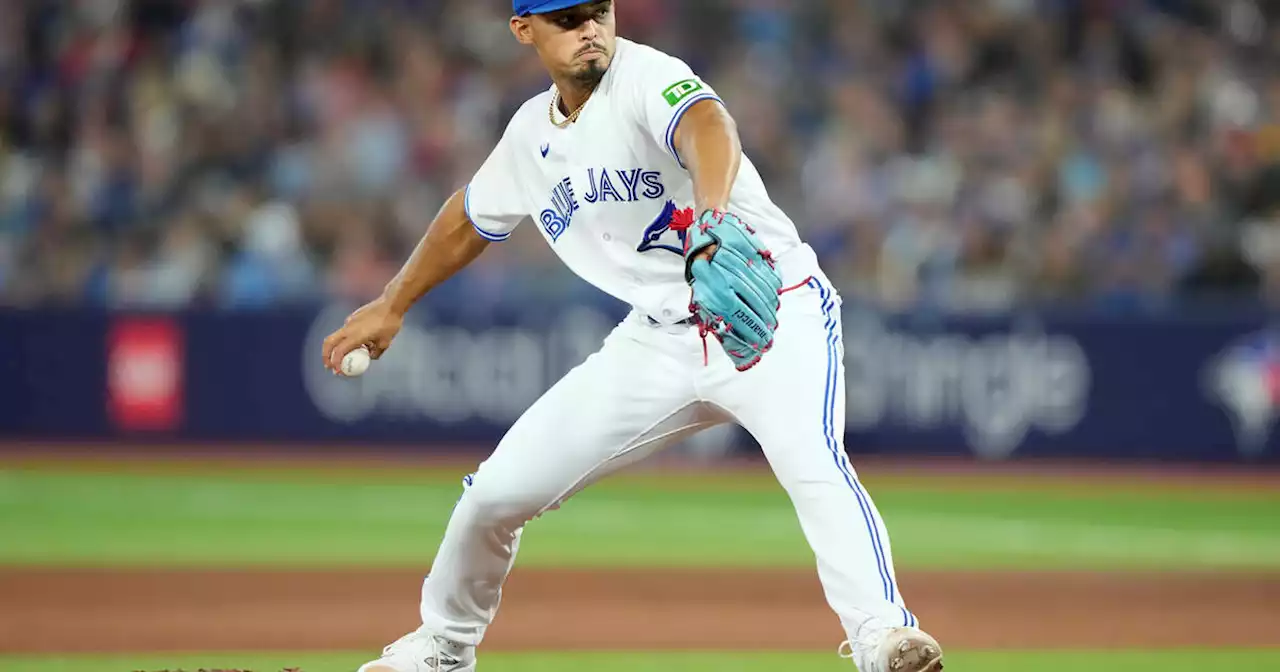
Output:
[811,279,914,628]
[813,280,890,598]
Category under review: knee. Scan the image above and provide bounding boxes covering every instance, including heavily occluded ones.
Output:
[456,474,541,530]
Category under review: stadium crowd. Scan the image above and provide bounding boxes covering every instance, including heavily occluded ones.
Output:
[1,0,1279,313]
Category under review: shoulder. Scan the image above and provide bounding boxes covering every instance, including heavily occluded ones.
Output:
[607,38,708,116]
[610,37,698,84]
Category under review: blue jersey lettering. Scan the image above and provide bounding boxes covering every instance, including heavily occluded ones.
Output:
[616,169,643,202]
[641,171,665,199]
[539,177,579,241]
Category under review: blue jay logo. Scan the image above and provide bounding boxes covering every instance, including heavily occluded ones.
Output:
[1205,329,1280,456]
[636,200,685,255]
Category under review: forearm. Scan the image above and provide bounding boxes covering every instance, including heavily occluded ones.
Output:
[382,188,490,315]
[675,100,742,213]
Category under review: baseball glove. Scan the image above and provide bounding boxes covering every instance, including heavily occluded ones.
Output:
[669,208,783,371]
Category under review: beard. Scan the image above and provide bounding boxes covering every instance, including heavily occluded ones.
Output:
[569,56,609,91]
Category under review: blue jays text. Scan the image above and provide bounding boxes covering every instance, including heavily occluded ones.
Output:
[539,167,667,243]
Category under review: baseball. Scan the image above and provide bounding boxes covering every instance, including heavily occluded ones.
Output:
[341,345,372,377]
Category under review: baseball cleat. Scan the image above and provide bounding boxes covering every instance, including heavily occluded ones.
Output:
[357,627,476,672]
[840,627,944,672]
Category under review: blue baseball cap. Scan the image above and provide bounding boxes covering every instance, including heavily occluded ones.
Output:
[513,0,591,16]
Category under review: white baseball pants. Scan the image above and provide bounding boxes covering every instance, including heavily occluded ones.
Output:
[418,266,916,646]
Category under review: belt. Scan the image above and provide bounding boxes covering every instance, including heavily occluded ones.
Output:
[646,315,696,327]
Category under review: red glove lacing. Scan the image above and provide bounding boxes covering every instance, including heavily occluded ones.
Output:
[668,207,710,364]
[668,207,773,371]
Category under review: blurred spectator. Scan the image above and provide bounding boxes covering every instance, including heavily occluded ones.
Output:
[1,0,1280,315]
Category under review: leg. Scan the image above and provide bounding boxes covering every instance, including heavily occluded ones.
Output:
[418,316,717,645]
[704,274,941,671]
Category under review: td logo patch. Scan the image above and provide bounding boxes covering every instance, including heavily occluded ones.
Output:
[662,79,703,107]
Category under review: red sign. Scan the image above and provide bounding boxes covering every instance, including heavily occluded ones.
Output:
[106,318,184,431]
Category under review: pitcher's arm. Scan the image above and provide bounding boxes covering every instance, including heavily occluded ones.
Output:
[382,188,490,315]
[322,188,490,371]
[672,99,741,215]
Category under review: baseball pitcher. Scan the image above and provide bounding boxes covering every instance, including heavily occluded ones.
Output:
[322,1,944,670]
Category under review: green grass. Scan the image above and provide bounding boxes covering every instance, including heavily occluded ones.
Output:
[2,466,1278,570]
[3,649,1278,672]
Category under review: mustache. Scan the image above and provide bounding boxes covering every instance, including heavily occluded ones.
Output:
[576,43,606,56]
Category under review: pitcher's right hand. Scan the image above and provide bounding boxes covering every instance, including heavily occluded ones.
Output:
[322,297,404,374]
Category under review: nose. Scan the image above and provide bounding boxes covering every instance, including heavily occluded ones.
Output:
[578,18,599,41]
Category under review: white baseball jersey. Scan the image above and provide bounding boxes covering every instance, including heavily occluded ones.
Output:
[464,37,817,325]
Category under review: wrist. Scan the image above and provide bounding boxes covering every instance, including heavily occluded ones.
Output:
[381,284,413,317]
[695,202,728,216]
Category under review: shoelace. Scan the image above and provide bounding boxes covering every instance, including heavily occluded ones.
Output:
[427,647,462,668]
[381,630,419,656]
[837,619,877,665]
[380,630,462,667]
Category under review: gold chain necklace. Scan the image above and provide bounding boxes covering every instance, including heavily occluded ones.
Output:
[549,90,589,128]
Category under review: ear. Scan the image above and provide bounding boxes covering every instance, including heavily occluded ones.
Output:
[509,16,535,45]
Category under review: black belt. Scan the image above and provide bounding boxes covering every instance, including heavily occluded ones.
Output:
[647,315,696,327]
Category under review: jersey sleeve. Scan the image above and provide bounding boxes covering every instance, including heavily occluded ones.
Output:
[630,51,724,169]
[464,124,528,242]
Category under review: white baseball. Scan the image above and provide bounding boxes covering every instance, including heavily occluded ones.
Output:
[341,345,372,377]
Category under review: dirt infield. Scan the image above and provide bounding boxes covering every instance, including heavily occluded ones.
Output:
[3,567,1278,653]
[3,448,1279,654]
[5,445,1279,492]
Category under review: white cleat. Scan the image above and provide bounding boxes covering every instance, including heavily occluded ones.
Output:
[357,627,476,672]
[839,626,944,672]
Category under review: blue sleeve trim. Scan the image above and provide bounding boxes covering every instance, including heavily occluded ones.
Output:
[464,183,512,242]
[472,224,511,242]
[664,93,723,169]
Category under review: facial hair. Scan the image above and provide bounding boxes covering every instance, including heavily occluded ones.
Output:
[568,41,610,91]
[571,57,608,90]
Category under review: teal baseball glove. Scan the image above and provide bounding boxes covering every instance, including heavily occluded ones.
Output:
[670,208,783,371]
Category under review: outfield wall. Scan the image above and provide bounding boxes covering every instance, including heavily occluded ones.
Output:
[2,300,1279,463]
